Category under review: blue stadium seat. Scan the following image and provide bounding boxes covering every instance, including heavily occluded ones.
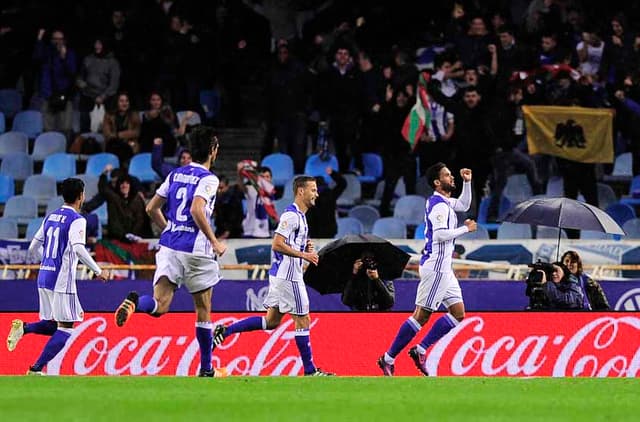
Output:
[45,196,64,215]
[393,195,426,226]
[0,218,18,239]
[74,174,99,200]
[335,217,364,238]
[605,202,636,227]
[364,178,406,208]
[350,153,383,184]
[459,224,490,240]
[32,132,67,161]
[176,111,201,126]
[0,89,22,119]
[478,196,511,232]
[12,110,43,139]
[274,197,289,217]
[603,152,633,183]
[42,153,77,182]
[95,202,108,226]
[580,230,614,240]
[3,195,38,224]
[596,183,618,209]
[0,174,15,204]
[414,221,426,239]
[25,217,44,240]
[0,131,29,158]
[497,222,532,239]
[503,174,533,204]
[304,153,339,183]
[348,204,380,233]
[337,173,362,208]
[622,218,640,239]
[261,153,294,187]
[620,176,640,207]
[23,174,57,206]
[80,132,105,150]
[0,152,33,181]
[536,226,568,239]
[545,176,563,197]
[0,111,5,134]
[372,217,407,239]
[199,89,221,120]
[129,153,160,183]
[85,153,120,177]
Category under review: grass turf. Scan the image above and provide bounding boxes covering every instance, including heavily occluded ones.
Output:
[0,377,636,421]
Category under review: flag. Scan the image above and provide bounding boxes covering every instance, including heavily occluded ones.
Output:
[237,160,279,224]
[401,72,431,152]
[523,105,614,163]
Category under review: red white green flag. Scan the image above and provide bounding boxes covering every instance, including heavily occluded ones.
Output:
[401,71,431,152]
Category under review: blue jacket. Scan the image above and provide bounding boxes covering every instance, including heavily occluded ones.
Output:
[33,41,77,99]
[544,274,585,310]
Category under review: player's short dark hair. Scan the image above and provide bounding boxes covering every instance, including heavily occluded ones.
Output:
[61,178,85,203]
[426,162,447,189]
[293,176,316,195]
[188,125,219,163]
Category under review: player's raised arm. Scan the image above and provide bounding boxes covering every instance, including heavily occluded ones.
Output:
[450,168,472,212]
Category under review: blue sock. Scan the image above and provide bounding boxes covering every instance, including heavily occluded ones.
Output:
[386,317,421,359]
[137,295,158,314]
[294,329,316,374]
[32,328,72,371]
[419,314,457,350]
[196,322,213,372]
[24,320,57,336]
[225,316,265,336]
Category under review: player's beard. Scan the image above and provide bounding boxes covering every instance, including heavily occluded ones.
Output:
[440,181,455,193]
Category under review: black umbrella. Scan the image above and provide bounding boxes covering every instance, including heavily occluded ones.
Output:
[304,234,411,294]
[499,197,625,260]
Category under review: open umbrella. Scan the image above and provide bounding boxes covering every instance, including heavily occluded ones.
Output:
[304,234,410,294]
[499,197,625,260]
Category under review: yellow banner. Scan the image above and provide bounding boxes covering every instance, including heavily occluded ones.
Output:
[523,105,614,163]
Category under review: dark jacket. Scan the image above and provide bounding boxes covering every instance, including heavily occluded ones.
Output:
[33,40,77,99]
[306,171,347,238]
[544,273,585,310]
[342,271,395,311]
[98,174,149,241]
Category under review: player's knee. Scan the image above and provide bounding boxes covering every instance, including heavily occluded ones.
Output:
[264,317,281,330]
[451,312,465,322]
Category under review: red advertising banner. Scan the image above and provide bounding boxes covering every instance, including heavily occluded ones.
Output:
[1,312,639,377]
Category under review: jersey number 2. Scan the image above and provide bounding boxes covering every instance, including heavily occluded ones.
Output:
[176,187,189,222]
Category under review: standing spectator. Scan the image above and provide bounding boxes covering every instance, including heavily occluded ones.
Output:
[215,175,245,240]
[391,48,419,94]
[139,91,177,155]
[454,15,492,69]
[33,28,77,140]
[357,50,385,154]
[77,38,121,133]
[103,92,141,166]
[538,33,563,66]
[577,29,605,79]
[492,25,533,95]
[106,9,136,96]
[601,14,635,85]
[240,162,277,239]
[306,167,347,239]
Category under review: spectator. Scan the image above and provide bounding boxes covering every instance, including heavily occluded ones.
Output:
[538,33,563,66]
[103,92,141,165]
[577,29,605,79]
[151,137,192,180]
[561,250,610,310]
[454,15,492,69]
[98,164,150,242]
[239,162,277,239]
[139,91,177,155]
[357,50,385,154]
[306,167,347,239]
[33,28,77,140]
[214,175,245,239]
[528,262,585,310]
[77,37,121,133]
[342,254,395,311]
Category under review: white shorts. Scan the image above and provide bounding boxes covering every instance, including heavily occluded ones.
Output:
[416,266,463,311]
[263,275,309,315]
[38,288,84,322]
[153,247,221,293]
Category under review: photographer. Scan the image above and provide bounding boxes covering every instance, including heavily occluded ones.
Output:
[342,254,395,311]
[526,261,584,310]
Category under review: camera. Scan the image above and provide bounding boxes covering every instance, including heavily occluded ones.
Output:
[525,260,553,310]
[362,257,377,271]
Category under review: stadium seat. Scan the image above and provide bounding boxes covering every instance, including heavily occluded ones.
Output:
[596,183,618,210]
[25,217,44,240]
[393,195,426,226]
[497,222,532,239]
[0,174,15,204]
[199,89,221,120]
[304,153,339,183]
[0,111,5,134]
[0,152,33,181]
[620,176,640,207]
[12,110,43,139]
[32,132,67,161]
[129,153,160,183]
[350,153,383,184]
[274,197,289,217]
[3,195,38,224]
[605,202,636,227]
[580,230,614,240]
[23,174,57,206]
[364,178,406,208]
[335,217,364,238]
[337,173,362,208]
[503,174,532,204]
[80,132,106,149]
[85,153,120,177]
[603,152,632,182]
[261,153,294,187]
[372,217,407,239]
[95,202,108,226]
[545,176,563,197]
[478,196,511,232]
[74,174,99,200]
[414,221,426,239]
[622,218,640,239]
[348,204,380,233]
[536,226,568,239]
[45,196,64,215]
[0,131,29,158]
[0,218,18,239]
[176,111,202,126]
[0,89,22,119]
[42,153,77,182]
[459,224,490,240]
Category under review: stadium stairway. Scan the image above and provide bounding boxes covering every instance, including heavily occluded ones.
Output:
[212,127,264,179]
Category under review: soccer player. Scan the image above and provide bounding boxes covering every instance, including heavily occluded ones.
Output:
[213,176,334,376]
[6,178,110,374]
[114,125,228,377]
[378,162,476,376]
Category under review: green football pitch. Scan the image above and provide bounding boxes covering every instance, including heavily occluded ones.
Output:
[0,377,636,421]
